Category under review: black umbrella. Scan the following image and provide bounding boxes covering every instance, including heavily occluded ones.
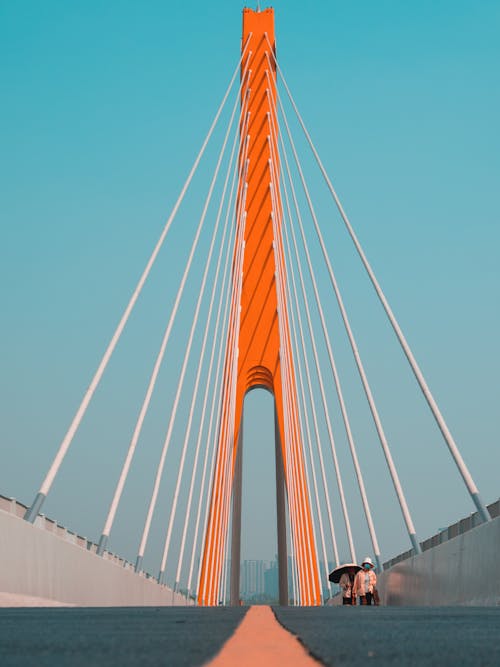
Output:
[328,563,361,583]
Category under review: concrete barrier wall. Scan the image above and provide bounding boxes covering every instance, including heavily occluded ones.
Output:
[0,510,191,606]
[378,516,500,606]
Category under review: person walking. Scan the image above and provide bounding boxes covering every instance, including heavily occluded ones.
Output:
[339,566,358,605]
[353,557,378,605]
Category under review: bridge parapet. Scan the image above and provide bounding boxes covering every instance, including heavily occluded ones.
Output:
[0,494,139,571]
[0,495,190,606]
[383,499,499,571]
[379,501,500,606]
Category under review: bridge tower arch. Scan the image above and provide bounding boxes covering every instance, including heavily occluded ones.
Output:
[197,8,321,607]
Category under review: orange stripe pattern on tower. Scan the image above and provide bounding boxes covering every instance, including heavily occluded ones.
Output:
[198,8,321,606]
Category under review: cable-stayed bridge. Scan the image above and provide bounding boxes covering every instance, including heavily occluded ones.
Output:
[1,6,498,615]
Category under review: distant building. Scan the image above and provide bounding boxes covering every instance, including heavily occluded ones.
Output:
[236,556,337,603]
[240,559,265,597]
[264,556,279,598]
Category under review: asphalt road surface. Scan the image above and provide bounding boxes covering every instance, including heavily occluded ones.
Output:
[0,607,246,667]
[1,606,500,666]
[275,606,500,666]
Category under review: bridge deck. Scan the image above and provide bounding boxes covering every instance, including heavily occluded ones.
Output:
[275,606,500,666]
[1,606,499,666]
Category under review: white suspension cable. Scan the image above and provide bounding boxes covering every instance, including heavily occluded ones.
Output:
[289,515,298,605]
[272,320,300,604]
[267,81,382,570]
[210,259,244,604]
[277,264,322,604]
[216,387,240,604]
[267,177,306,604]
[278,311,305,605]
[268,141,314,604]
[272,70,421,555]
[287,237,332,597]
[201,139,250,604]
[269,173,311,603]
[208,137,252,604]
[135,81,246,573]
[280,169,335,592]
[280,349,302,605]
[270,165,315,604]
[24,36,254,524]
[267,117,340,569]
[194,168,249,604]
[211,198,248,604]
[188,243,236,600]
[189,132,252,601]
[184,221,236,599]
[187,149,248,600]
[268,130,357,564]
[269,206,304,603]
[157,70,251,584]
[200,177,248,604]
[289,343,323,603]
[98,58,253,560]
[174,97,250,593]
[275,336,300,604]
[281,175,340,568]
[221,515,232,604]
[270,47,490,526]
[273,210,321,604]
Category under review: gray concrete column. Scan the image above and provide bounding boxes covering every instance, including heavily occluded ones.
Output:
[274,402,288,605]
[230,414,243,606]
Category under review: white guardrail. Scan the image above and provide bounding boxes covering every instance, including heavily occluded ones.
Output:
[379,500,500,606]
[0,495,194,607]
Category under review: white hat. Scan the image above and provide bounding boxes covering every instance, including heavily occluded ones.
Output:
[362,556,374,567]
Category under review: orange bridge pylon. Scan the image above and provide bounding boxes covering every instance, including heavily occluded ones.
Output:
[198,8,321,607]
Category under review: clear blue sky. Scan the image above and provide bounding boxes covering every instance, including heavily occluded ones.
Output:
[1,1,499,584]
